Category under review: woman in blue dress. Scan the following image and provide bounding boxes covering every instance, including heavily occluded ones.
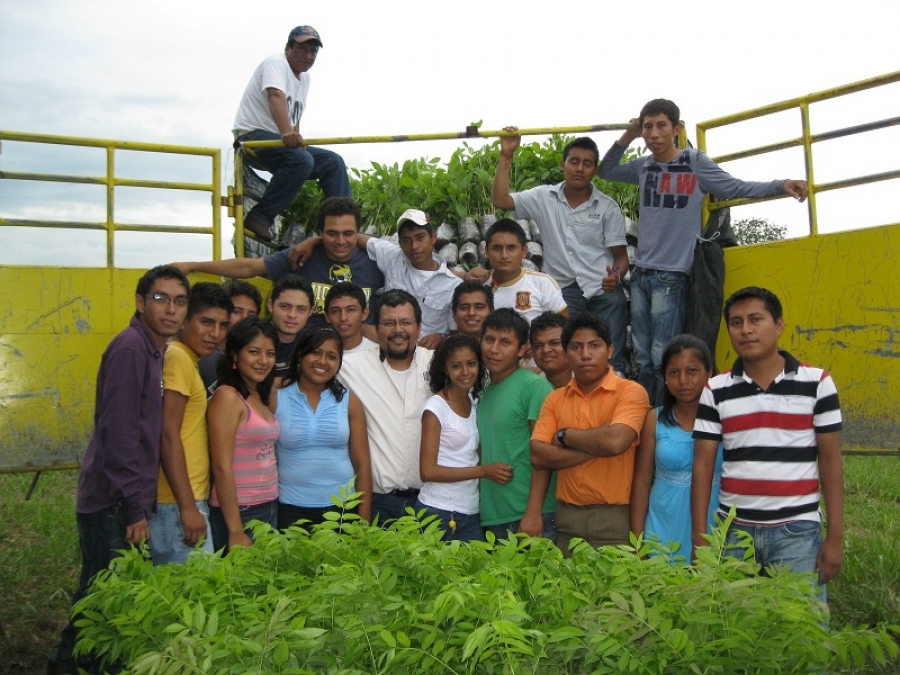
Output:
[630,334,723,563]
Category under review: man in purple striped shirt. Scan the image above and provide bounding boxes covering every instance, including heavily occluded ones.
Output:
[50,265,190,675]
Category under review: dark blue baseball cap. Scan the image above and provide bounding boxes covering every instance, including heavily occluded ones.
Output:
[288,26,323,48]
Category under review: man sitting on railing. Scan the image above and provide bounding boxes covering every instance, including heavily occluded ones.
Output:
[233,25,351,243]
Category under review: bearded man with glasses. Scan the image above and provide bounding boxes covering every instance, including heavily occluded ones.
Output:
[337,290,435,524]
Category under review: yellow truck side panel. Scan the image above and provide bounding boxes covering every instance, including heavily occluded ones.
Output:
[720,223,899,447]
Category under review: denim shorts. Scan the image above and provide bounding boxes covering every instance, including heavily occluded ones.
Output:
[724,519,826,604]
[148,500,213,565]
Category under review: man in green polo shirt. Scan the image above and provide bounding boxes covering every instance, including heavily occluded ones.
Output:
[477,308,556,541]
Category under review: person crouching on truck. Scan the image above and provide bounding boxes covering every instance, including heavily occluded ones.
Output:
[233,25,351,243]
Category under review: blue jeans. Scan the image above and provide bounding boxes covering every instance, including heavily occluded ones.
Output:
[209,500,278,551]
[148,501,213,565]
[485,512,557,543]
[415,499,485,542]
[54,506,129,665]
[238,129,352,227]
[630,267,690,405]
[371,491,421,525]
[723,520,827,604]
[562,282,628,373]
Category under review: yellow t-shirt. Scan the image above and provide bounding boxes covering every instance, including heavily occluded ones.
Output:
[157,341,210,503]
[532,369,649,506]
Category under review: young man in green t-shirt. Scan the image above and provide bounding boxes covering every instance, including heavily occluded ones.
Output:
[477,308,557,540]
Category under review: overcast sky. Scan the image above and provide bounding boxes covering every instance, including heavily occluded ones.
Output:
[1,0,898,267]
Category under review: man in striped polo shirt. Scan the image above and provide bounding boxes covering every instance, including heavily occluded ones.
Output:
[691,287,843,603]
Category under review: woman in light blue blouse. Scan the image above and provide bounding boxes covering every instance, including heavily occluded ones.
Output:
[273,326,372,527]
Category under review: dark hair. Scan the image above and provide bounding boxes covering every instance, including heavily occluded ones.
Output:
[485,218,527,248]
[135,264,190,298]
[316,196,361,233]
[427,333,486,400]
[481,307,529,346]
[269,274,314,306]
[285,326,346,401]
[723,286,783,322]
[373,288,421,325]
[451,279,493,313]
[639,99,681,128]
[216,317,279,405]
[325,282,367,312]
[561,312,612,350]
[658,334,713,426]
[530,311,567,344]
[187,282,233,319]
[223,279,262,313]
[562,136,599,164]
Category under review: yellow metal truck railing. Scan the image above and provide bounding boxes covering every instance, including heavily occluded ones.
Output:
[696,71,900,235]
[0,131,222,266]
[232,122,683,256]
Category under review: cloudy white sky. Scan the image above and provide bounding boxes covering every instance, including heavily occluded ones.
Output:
[1,0,898,267]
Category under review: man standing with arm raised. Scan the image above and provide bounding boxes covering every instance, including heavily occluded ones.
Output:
[492,129,629,375]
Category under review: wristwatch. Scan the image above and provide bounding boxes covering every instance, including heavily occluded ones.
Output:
[556,428,568,447]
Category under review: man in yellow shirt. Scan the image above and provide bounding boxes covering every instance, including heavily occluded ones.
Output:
[149,282,232,564]
[531,313,649,554]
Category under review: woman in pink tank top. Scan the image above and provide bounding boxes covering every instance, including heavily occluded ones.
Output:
[208,318,280,551]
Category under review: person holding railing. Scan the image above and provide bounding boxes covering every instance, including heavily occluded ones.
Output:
[597,99,808,405]
[234,26,351,243]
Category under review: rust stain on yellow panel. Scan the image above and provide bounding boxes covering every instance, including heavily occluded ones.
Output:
[720,224,900,448]
[0,267,146,470]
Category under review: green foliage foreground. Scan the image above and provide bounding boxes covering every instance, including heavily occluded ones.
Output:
[74,511,898,675]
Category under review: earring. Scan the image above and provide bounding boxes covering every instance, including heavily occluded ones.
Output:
[232,362,237,370]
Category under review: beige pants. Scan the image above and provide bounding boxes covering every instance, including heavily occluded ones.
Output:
[555,501,630,556]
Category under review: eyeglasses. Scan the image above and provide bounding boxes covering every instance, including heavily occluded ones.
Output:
[144,292,188,308]
[379,319,416,329]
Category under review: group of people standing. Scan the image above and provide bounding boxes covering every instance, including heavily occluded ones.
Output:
[49,23,843,675]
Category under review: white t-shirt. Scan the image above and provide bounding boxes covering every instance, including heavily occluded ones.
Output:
[338,347,434,493]
[343,336,378,355]
[418,395,480,514]
[233,53,309,137]
[490,269,567,323]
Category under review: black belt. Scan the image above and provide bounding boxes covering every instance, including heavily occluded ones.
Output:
[388,488,420,498]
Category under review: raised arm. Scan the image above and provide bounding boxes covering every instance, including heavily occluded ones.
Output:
[171,257,267,279]
[492,126,520,211]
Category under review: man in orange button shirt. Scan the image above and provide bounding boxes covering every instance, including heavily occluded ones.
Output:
[531,312,649,554]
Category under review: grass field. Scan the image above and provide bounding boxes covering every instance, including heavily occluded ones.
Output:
[1,455,898,674]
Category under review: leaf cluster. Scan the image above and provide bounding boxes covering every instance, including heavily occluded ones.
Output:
[282,138,643,236]
[732,217,788,245]
[72,509,899,674]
